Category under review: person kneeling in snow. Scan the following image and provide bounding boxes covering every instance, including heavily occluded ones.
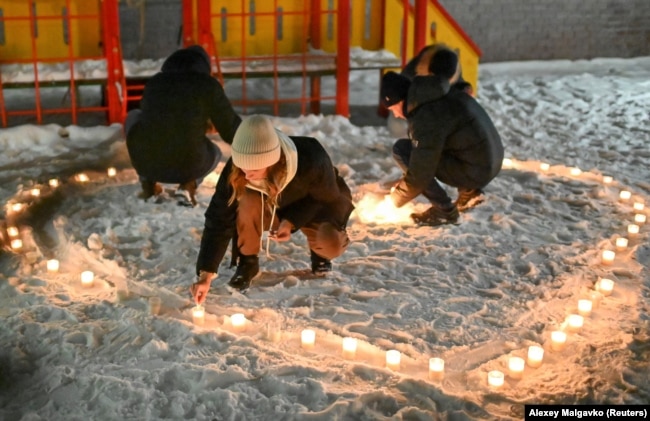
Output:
[191,115,354,301]
[381,49,504,226]
[124,45,241,207]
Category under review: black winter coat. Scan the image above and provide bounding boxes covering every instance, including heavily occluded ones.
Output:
[392,75,504,207]
[126,51,241,184]
[196,136,354,275]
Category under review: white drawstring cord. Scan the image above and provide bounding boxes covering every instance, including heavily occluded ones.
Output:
[266,204,277,258]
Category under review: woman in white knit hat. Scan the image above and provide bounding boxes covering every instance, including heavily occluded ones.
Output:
[191,115,354,299]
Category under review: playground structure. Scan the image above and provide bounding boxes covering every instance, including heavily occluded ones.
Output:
[0,0,481,128]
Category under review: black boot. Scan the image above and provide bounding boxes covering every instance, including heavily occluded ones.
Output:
[411,203,459,226]
[311,250,332,275]
[228,254,260,291]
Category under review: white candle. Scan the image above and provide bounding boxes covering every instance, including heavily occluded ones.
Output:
[487,370,504,387]
[385,350,401,371]
[634,202,645,211]
[149,296,162,315]
[567,314,584,332]
[47,259,59,272]
[80,270,94,287]
[502,158,513,169]
[601,250,615,265]
[602,175,613,184]
[597,278,615,296]
[615,237,628,251]
[577,299,592,317]
[508,356,525,379]
[634,214,646,224]
[619,190,631,201]
[7,226,19,237]
[49,178,60,188]
[570,167,582,176]
[589,291,603,308]
[342,337,358,359]
[11,203,23,212]
[192,305,205,325]
[540,162,550,172]
[76,173,89,182]
[30,188,40,197]
[628,224,640,236]
[551,331,567,351]
[230,313,246,332]
[429,357,445,380]
[107,167,117,177]
[10,239,23,250]
[301,329,315,350]
[527,346,544,368]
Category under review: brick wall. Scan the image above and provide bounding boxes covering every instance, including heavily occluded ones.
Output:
[118,0,650,62]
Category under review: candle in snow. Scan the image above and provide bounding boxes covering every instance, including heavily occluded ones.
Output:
[10,239,23,250]
[508,356,525,379]
[502,158,513,169]
[633,202,645,211]
[301,329,315,350]
[570,167,582,176]
[615,237,628,251]
[7,226,19,237]
[634,214,646,224]
[602,175,613,184]
[619,190,631,201]
[47,259,59,272]
[589,291,603,308]
[192,305,205,325]
[597,278,615,296]
[30,188,40,197]
[80,270,94,287]
[230,313,246,332]
[11,203,23,212]
[601,250,615,265]
[429,357,445,380]
[385,350,401,371]
[76,173,89,182]
[488,370,504,387]
[107,167,117,177]
[49,178,59,188]
[567,314,584,332]
[628,224,639,236]
[540,162,550,172]
[341,337,358,359]
[551,331,567,351]
[527,346,544,368]
[577,299,592,317]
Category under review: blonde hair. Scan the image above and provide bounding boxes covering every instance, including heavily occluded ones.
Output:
[228,152,287,207]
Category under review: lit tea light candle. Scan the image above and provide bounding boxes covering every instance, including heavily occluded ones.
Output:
[107,167,117,177]
[11,203,23,212]
[628,224,640,236]
[540,162,550,172]
[7,226,19,237]
[342,337,358,359]
[615,237,628,251]
[601,250,615,265]
[502,158,513,169]
[76,173,89,182]
[192,305,205,325]
[80,270,94,287]
[49,178,60,188]
[487,370,504,387]
[589,291,603,308]
[385,350,401,371]
[567,314,584,332]
[527,346,544,368]
[429,357,445,380]
[551,330,567,351]
[634,214,646,224]
[570,167,582,176]
[597,278,614,296]
[634,202,645,211]
[602,175,613,184]
[47,259,60,272]
[301,329,315,350]
[10,239,23,250]
[577,299,592,317]
[30,188,40,197]
[619,190,631,201]
[230,313,246,332]
[508,356,525,379]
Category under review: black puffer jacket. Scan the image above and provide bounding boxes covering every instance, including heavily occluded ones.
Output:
[392,75,504,207]
[196,136,354,275]
[126,47,241,183]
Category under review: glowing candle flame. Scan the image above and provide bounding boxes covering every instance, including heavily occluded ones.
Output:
[49,178,60,188]
[628,224,639,235]
[7,226,19,237]
[578,299,592,316]
[77,173,89,183]
[551,331,567,351]
[301,329,315,350]
[107,167,117,177]
[488,370,504,387]
[597,278,614,296]
[508,356,525,379]
[633,202,644,211]
[429,357,445,379]
[540,162,550,171]
[342,337,358,359]
[192,305,205,325]
[602,176,613,184]
[386,350,401,371]
[47,259,59,272]
[619,190,631,201]
[356,194,415,224]
[570,167,582,176]
[81,271,94,287]
[615,237,628,251]
[527,346,544,368]
[231,313,246,332]
[635,214,646,224]
[30,188,40,197]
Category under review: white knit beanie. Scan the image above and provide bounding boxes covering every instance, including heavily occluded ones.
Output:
[231,115,282,170]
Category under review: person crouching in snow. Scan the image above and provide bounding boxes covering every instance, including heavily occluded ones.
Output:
[191,115,354,301]
[125,45,241,207]
[381,48,504,226]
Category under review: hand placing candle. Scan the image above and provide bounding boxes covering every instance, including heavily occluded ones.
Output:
[192,305,205,325]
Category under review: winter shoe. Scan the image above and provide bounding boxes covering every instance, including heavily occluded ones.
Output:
[311,250,332,275]
[228,254,260,291]
[138,180,163,200]
[411,204,459,226]
[175,180,197,207]
[455,188,484,212]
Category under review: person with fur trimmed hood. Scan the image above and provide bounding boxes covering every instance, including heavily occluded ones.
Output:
[125,45,241,207]
[191,115,354,300]
[381,49,504,226]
